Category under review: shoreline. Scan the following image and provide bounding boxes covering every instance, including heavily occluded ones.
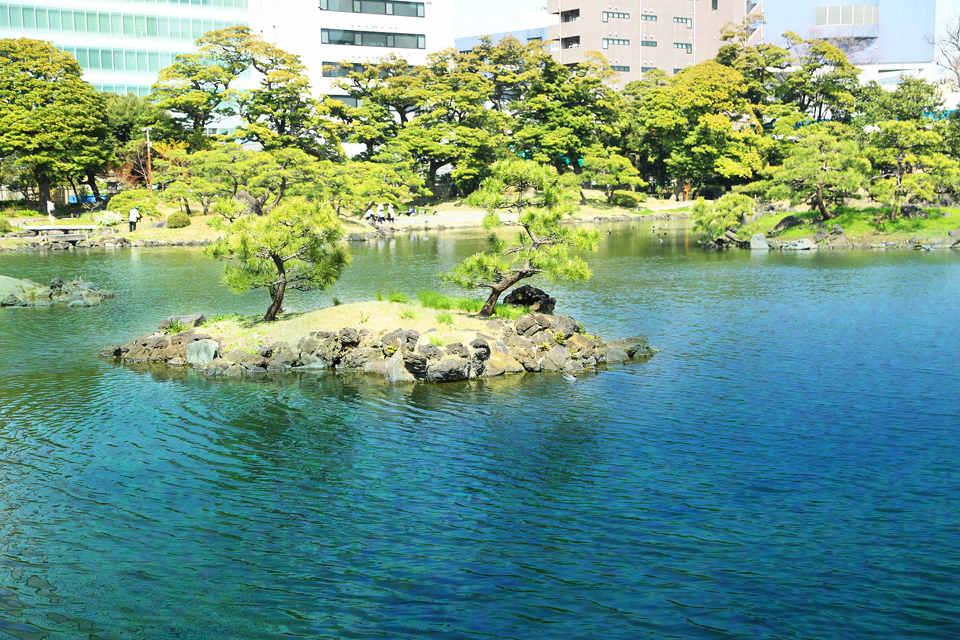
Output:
[100,303,658,384]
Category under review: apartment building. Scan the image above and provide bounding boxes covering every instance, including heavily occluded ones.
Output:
[0,0,454,109]
[546,0,751,85]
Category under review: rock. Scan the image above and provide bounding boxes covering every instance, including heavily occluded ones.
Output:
[386,350,416,383]
[606,335,653,359]
[445,342,469,358]
[782,238,818,251]
[821,224,851,249]
[479,341,524,378]
[99,345,122,358]
[186,339,220,364]
[148,219,168,229]
[168,357,187,366]
[602,344,630,363]
[426,357,472,383]
[402,351,429,377]
[541,345,572,371]
[469,337,491,361]
[340,347,383,371]
[750,233,770,250]
[503,285,556,314]
[815,228,829,243]
[267,345,299,371]
[901,204,928,219]
[417,343,444,360]
[339,327,360,348]
[160,313,206,330]
[948,227,960,239]
[550,315,579,339]
[769,215,806,237]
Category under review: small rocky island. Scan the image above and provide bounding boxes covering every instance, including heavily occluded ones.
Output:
[101,308,657,384]
[1,275,114,307]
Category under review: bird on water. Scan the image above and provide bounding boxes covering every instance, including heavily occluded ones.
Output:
[562,372,577,382]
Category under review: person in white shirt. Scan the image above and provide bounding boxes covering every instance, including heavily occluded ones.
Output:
[128,206,141,232]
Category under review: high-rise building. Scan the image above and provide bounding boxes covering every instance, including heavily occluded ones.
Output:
[254,0,455,106]
[545,0,750,84]
[0,0,251,100]
[0,0,455,111]
[757,0,938,86]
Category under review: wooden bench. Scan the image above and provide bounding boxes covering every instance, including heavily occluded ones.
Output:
[20,225,99,245]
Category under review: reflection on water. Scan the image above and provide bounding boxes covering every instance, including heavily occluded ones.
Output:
[1,222,959,639]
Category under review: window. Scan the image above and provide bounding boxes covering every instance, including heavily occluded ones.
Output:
[674,43,692,53]
[319,0,425,17]
[712,0,718,9]
[321,28,426,49]
[602,38,630,49]
[674,68,685,74]
[611,65,630,72]
[641,66,657,72]
[641,14,657,21]
[322,61,366,77]
[641,40,657,47]
[602,11,629,22]
[815,5,879,26]
[674,17,692,28]
[327,94,360,108]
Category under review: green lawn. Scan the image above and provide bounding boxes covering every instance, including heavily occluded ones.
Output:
[739,206,960,240]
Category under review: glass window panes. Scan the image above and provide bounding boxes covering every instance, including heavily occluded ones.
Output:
[74,11,84,33]
[147,16,158,36]
[76,47,89,68]
[86,11,97,33]
[841,5,853,24]
[123,14,134,36]
[641,14,656,21]
[135,15,146,37]
[36,7,46,29]
[125,50,137,71]
[49,8,60,30]
[828,6,841,24]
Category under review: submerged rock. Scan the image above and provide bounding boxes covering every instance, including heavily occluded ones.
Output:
[0,275,113,308]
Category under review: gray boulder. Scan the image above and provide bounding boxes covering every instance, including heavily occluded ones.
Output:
[444,342,469,358]
[386,351,416,383]
[783,238,818,251]
[186,339,220,364]
[821,224,851,248]
[750,233,770,250]
[541,345,571,371]
[426,357,472,383]
[160,313,206,330]
[503,285,556,314]
[267,345,299,371]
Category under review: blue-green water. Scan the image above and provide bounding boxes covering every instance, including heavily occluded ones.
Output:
[1,222,959,639]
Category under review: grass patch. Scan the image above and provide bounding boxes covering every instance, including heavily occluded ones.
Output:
[418,289,530,320]
[399,308,416,319]
[388,291,410,303]
[436,310,454,325]
[429,335,445,347]
[209,313,247,323]
[739,206,960,240]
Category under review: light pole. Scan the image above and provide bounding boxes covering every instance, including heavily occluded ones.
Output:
[141,126,153,191]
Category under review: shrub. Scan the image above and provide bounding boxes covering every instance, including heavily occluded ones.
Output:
[0,217,11,234]
[93,210,125,227]
[107,190,161,219]
[164,320,188,334]
[3,207,37,218]
[418,290,452,309]
[399,308,415,319]
[554,331,566,345]
[692,193,754,240]
[388,291,410,303]
[167,212,191,229]
[437,311,453,325]
[611,190,645,208]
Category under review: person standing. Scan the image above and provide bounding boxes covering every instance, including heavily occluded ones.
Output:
[387,203,395,224]
[376,202,384,224]
[46,200,56,225]
[128,206,141,232]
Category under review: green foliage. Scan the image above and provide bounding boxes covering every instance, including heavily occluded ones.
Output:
[429,335,445,347]
[209,313,245,323]
[384,344,398,356]
[442,159,600,316]
[436,311,454,325]
[418,289,452,309]
[611,190,645,208]
[332,297,342,306]
[493,304,530,321]
[856,77,945,124]
[375,291,385,302]
[739,206,960,239]
[205,197,350,321]
[93,210,125,227]
[388,292,410,303]
[167,212,191,229]
[865,120,958,219]
[164,320,189,334]
[0,39,110,207]
[108,190,161,218]
[553,331,566,345]
[399,308,416,319]
[582,150,647,202]
[692,193,754,240]
[0,217,11,234]
[764,125,870,220]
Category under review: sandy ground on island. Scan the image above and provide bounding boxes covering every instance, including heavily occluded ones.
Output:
[204,301,502,353]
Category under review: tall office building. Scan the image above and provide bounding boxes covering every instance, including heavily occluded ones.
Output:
[0,0,251,100]
[757,0,938,86]
[253,0,455,105]
[0,0,454,110]
[546,0,752,84]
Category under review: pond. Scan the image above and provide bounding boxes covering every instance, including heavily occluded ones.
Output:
[1,220,958,639]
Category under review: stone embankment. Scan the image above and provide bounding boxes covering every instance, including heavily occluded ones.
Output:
[0,275,114,307]
[0,230,213,252]
[101,313,657,384]
[747,224,960,252]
